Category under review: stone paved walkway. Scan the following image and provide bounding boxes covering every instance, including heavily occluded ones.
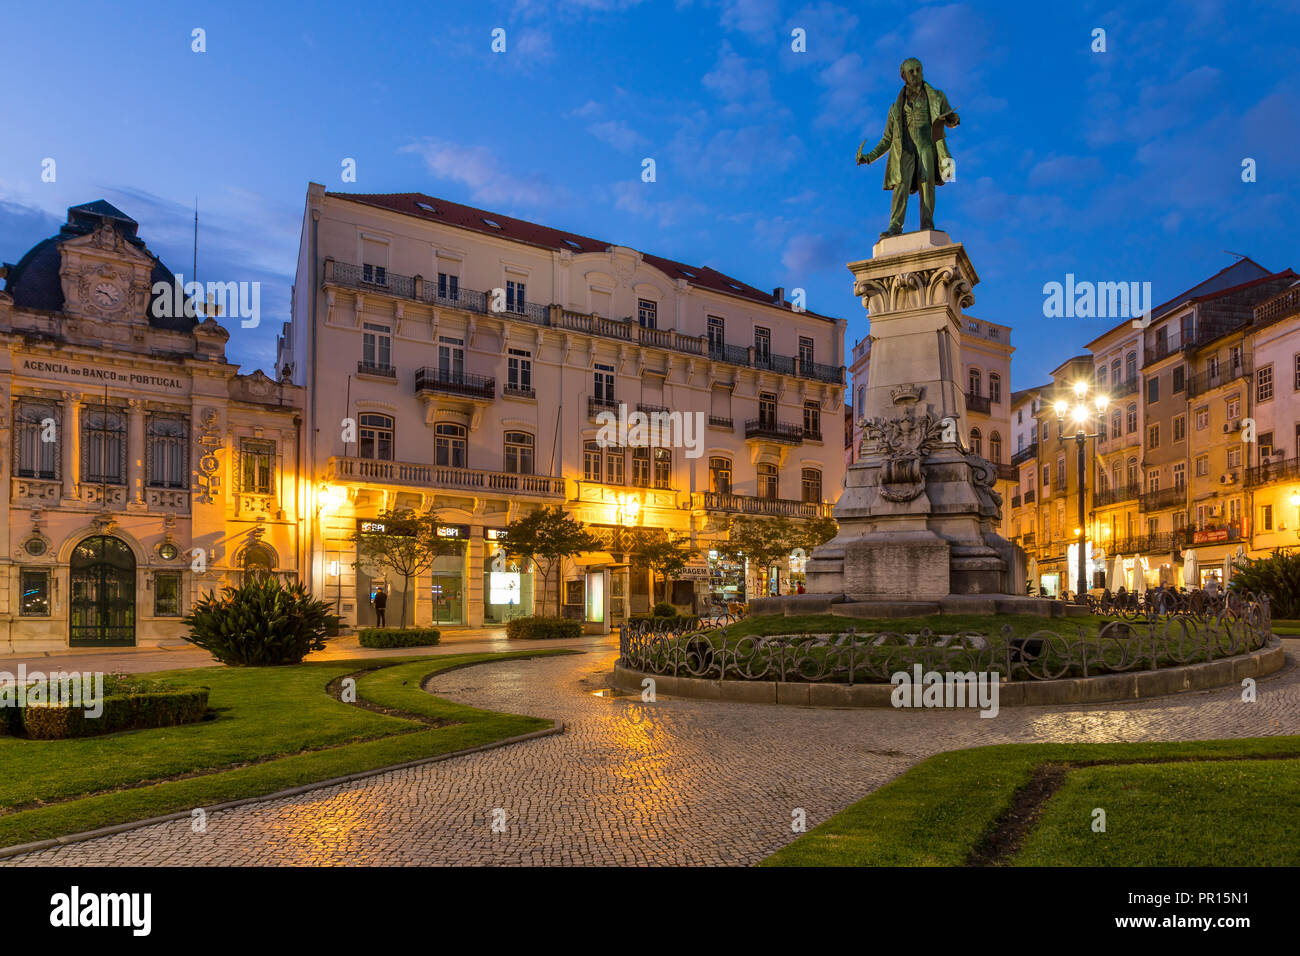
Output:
[5,644,1297,866]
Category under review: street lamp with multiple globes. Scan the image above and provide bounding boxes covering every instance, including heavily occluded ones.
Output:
[1054,381,1109,603]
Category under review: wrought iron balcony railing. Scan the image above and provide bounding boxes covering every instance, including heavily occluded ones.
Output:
[744,419,805,443]
[356,361,396,379]
[1023,488,1036,503]
[965,392,992,414]
[326,456,565,497]
[1010,442,1038,466]
[1094,483,1141,508]
[708,416,734,429]
[414,368,495,400]
[1139,486,1185,512]
[1246,455,1300,487]
[588,396,619,419]
[1186,359,1251,398]
[325,258,844,384]
[693,491,831,518]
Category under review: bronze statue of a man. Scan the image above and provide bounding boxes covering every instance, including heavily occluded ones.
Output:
[857,57,960,239]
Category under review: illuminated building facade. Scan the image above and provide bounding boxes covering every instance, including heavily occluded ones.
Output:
[281,185,846,629]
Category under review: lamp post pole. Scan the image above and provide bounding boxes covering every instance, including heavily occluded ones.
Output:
[1055,381,1109,606]
[1074,428,1088,602]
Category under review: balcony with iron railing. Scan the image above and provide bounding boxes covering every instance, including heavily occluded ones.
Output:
[1139,486,1185,512]
[1246,455,1300,487]
[1020,532,1035,548]
[1011,494,1022,509]
[414,367,495,400]
[1108,376,1140,399]
[995,463,1017,481]
[1094,483,1141,508]
[1255,284,1300,323]
[744,419,805,444]
[1186,358,1251,398]
[325,259,844,384]
[965,392,992,414]
[693,491,831,518]
[588,396,619,419]
[326,456,566,497]
[708,415,734,429]
[1010,442,1038,466]
[1144,322,1244,367]
[356,361,397,379]
[1113,531,1179,554]
[1023,488,1036,503]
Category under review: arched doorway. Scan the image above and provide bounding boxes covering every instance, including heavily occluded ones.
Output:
[69,535,136,646]
[240,543,276,584]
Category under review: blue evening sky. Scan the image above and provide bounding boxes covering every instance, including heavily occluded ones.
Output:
[1,0,1296,390]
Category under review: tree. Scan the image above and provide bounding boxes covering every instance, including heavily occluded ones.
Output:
[717,515,839,596]
[634,532,695,605]
[504,506,602,616]
[349,509,451,628]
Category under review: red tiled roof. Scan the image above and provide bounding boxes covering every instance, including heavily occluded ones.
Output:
[325,191,839,322]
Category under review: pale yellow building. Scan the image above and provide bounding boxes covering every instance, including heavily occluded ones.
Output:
[281,185,847,630]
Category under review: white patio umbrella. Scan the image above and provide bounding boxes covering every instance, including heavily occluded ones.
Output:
[1182,548,1198,587]
[1137,567,1148,595]
[1110,554,1124,590]
[1027,556,1038,594]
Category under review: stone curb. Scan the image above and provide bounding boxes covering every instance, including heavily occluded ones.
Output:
[613,637,1286,709]
[0,657,570,862]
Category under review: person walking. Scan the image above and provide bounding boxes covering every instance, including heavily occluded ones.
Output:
[373,585,388,627]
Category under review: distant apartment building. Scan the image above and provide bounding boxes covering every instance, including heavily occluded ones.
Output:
[280,185,847,630]
[1007,258,1299,593]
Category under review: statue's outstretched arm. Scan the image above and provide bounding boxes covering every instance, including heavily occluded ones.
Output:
[858,113,893,165]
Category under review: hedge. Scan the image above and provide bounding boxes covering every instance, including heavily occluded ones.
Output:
[506,616,583,640]
[6,679,210,740]
[358,627,442,648]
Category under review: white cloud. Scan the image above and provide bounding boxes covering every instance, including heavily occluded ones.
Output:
[587,119,649,151]
[703,41,773,109]
[399,139,556,207]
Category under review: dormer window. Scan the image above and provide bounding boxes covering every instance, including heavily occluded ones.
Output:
[482,218,502,229]
[415,201,435,212]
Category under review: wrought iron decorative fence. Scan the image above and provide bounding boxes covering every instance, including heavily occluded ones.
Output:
[617,591,1271,685]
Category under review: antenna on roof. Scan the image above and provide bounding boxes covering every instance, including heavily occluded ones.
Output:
[1223,250,1247,260]
[193,198,199,283]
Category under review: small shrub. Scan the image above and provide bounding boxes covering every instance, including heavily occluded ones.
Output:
[1229,549,1300,618]
[358,627,441,648]
[506,616,583,640]
[651,601,677,617]
[9,675,210,740]
[183,576,333,666]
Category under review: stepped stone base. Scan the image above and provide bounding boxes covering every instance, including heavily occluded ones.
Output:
[748,592,1084,619]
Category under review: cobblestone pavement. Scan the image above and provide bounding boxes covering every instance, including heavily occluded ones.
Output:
[6,644,1298,866]
[0,627,601,675]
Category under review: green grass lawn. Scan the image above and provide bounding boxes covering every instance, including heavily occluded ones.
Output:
[0,650,570,850]
[1272,619,1300,636]
[762,736,1300,867]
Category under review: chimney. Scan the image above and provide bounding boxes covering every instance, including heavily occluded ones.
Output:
[773,286,785,305]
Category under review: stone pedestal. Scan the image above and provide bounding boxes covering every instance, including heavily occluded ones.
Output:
[805,231,1027,605]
